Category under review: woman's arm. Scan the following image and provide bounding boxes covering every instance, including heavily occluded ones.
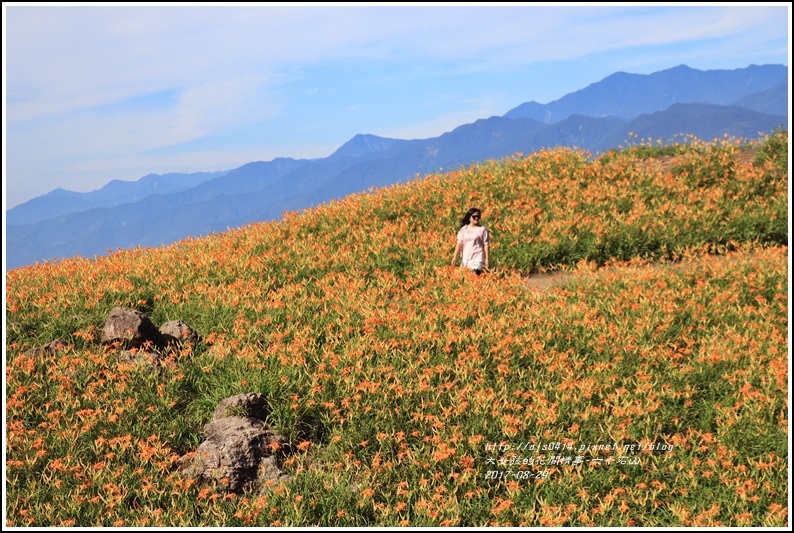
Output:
[451,242,462,266]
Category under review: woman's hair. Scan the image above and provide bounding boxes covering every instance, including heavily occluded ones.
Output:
[460,207,482,228]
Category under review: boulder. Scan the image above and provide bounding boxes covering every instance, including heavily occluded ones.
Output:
[178,393,289,493]
[100,307,160,349]
[116,349,178,374]
[212,392,271,421]
[159,320,199,347]
[24,338,69,359]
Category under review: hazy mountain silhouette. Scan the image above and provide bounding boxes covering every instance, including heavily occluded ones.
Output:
[7,171,228,226]
[503,63,787,122]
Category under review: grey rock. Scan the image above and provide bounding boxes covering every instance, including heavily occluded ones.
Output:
[100,307,160,349]
[159,320,199,347]
[116,349,178,374]
[179,415,287,493]
[212,392,271,422]
[24,338,69,359]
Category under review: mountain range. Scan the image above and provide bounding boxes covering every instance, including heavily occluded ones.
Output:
[5,63,788,271]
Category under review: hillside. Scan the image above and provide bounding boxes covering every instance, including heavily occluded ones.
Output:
[5,132,789,527]
[6,63,788,271]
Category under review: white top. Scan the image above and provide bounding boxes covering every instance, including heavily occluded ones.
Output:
[457,225,489,267]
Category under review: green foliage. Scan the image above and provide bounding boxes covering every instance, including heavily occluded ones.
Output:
[5,134,789,527]
[753,128,788,175]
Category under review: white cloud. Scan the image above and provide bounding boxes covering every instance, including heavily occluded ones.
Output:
[171,76,279,142]
[9,76,279,158]
[4,3,789,208]
[378,102,503,141]
[8,5,787,120]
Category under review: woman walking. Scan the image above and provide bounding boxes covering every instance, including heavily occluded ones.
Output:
[451,207,490,275]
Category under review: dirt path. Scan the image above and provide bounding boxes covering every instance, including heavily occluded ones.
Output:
[525,269,580,292]
[525,251,769,293]
[525,261,673,293]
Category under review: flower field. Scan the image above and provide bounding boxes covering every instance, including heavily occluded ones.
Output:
[5,132,789,526]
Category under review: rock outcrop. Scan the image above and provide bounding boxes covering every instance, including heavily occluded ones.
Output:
[178,393,290,494]
[100,307,161,349]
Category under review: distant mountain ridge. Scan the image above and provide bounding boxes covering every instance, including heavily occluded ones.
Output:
[732,80,788,117]
[503,63,788,122]
[7,170,228,226]
[6,63,788,270]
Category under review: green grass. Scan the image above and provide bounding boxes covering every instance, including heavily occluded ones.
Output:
[5,131,789,527]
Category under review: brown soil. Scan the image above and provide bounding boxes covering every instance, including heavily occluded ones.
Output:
[525,252,759,293]
[525,270,579,292]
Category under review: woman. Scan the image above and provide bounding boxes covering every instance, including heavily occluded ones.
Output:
[451,207,490,275]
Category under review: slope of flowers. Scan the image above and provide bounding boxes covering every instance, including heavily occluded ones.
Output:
[5,133,789,526]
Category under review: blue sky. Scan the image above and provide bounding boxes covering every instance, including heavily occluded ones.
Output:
[3,3,791,209]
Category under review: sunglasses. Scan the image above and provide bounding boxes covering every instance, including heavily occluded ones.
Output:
[471,215,480,219]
